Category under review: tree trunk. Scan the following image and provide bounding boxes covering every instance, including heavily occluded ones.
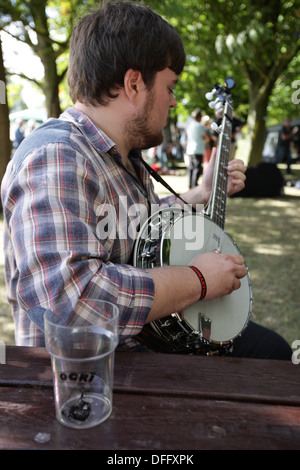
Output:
[41,55,62,118]
[245,78,274,167]
[30,0,62,118]
[0,37,11,186]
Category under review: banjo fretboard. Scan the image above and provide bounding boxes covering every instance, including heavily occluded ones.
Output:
[206,102,233,230]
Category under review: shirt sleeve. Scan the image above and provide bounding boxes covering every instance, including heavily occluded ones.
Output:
[5,142,155,342]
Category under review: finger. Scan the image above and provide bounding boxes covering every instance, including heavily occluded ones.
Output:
[210,146,217,160]
[228,179,246,194]
[206,147,217,169]
[228,179,245,193]
[225,278,241,295]
[227,169,246,182]
[233,278,241,290]
[228,159,247,172]
[228,169,247,183]
[235,265,248,279]
[224,253,245,265]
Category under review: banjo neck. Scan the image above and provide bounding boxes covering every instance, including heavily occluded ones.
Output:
[205,101,233,231]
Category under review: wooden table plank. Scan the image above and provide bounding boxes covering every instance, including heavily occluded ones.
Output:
[1,346,300,406]
[113,352,300,406]
[0,386,299,450]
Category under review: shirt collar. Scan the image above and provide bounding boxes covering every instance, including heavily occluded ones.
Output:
[60,107,142,167]
[60,107,118,155]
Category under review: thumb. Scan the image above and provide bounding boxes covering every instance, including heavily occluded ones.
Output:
[210,146,217,163]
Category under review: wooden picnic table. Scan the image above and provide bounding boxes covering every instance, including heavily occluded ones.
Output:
[0,345,299,451]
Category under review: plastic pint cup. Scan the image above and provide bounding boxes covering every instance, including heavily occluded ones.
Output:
[44,300,119,429]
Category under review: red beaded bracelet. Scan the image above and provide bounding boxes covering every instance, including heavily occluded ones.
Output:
[189,266,207,300]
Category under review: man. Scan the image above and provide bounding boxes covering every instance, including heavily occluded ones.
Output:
[185,109,206,188]
[13,119,25,149]
[276,118,298,174]
[1,1,291,359]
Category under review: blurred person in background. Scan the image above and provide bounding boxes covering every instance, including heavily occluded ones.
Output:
[185,109,206,188]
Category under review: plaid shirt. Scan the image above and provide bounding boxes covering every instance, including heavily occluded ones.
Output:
[1,108,175,348]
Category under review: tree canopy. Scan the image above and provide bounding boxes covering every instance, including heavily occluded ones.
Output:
[147,0,300,164]
[0,0,95,116]
[1,0,300,167]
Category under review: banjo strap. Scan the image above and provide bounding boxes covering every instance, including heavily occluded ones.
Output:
[139,157,196,212]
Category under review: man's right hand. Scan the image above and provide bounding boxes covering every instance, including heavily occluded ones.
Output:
[146,250,248,323]
[189,250,248,301]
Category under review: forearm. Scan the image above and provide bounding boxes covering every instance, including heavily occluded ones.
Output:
[146,265,202,322]
[14,235,155,336]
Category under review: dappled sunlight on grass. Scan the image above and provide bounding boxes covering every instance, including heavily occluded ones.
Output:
[226,193,300,345]
[253,245,285,256]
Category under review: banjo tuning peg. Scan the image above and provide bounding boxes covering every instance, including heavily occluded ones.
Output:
[205,90,216,101]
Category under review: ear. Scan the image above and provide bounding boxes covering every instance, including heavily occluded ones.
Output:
[123,69,146,104]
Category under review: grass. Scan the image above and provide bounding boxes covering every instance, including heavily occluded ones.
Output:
[0,162,299,348]
[226,185,300,346]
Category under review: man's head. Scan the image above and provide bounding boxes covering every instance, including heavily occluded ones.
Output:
[68,1,186,106]
[192,109,202,122]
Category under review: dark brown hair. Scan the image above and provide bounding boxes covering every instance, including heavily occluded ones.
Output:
[67,1,186,105]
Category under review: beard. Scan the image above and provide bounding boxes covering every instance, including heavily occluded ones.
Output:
[124,89,165,151]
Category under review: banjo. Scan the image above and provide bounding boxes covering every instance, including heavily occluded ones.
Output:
[134,79,252,355]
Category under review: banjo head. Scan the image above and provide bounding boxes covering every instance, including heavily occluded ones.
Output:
[134,209,252,347]
[162,212,252,344]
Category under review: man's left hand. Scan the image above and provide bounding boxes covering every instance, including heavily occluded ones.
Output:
[201,147,247,201]
[227,158,247,196]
